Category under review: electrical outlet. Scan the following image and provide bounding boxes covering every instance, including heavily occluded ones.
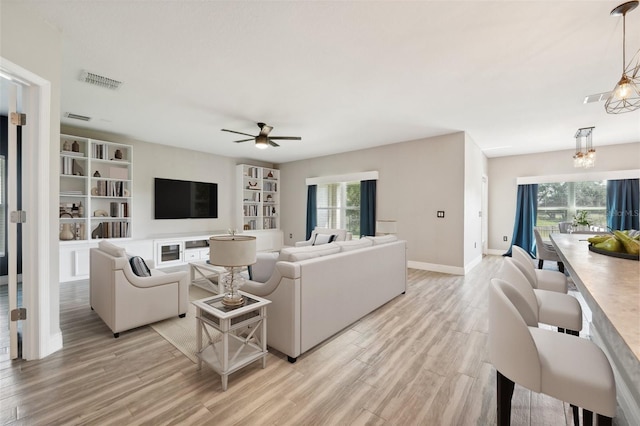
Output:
[437,211,445,218]
[289,233,293,239]
[503,236,508,242]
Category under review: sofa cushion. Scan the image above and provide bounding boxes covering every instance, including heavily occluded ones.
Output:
[98,240,126,258]
[278,243,341,262]
[313,233,337,245]
[336,238,373,252]
[365,235,398,245]
[129,256,152,277]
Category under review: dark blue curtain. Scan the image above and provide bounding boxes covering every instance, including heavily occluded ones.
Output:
[305,185,317,240]
[360,180,376,236]
[607,179,639,230]
[504,184,538,257]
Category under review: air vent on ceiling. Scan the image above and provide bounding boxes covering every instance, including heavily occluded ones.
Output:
[583,91,612,104]
[79,70,123,90]
[64,112,92,122]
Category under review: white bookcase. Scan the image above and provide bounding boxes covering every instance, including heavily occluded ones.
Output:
[237,164,280,231]
[59,134,132,242]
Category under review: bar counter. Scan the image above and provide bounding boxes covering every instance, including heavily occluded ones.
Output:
[550,233,639,425]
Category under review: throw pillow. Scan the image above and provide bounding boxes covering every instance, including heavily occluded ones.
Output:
[313,233,336,246]
[129,256,151,277]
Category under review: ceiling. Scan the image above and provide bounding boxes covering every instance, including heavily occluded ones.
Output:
[6,0,640,163]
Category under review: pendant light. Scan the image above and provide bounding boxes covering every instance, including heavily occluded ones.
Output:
[605,1,640,114]
[573,127,596,168]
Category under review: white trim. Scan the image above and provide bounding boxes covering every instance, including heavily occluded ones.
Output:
[487,248,506,256]
[408,260,464,275]
[517,169,640,185]
[305,171,379,186]
[1,57,59,359]
[464,255,483,274]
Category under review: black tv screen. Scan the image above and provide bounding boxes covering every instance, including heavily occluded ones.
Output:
[154,178,218,219]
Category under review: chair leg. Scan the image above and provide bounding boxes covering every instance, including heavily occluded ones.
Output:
[571,404,579,426]
[596,414,612,426]
[538,259,544,269]
[558,261,565,273]
[583,409,593,425]
[497,371,515,426]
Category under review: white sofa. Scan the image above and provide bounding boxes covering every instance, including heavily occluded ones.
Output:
[89,241,189,337]
[242,235,407,362]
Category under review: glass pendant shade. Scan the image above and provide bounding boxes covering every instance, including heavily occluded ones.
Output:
[605,1,640,114]
[574,127,596,169]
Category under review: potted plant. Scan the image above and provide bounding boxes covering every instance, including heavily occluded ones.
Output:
[572,210,591,231]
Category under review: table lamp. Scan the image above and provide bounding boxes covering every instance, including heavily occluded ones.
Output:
[209,234,256,307]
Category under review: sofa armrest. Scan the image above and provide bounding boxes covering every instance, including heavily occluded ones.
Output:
[242,261,300,297]
[122,267,188,288]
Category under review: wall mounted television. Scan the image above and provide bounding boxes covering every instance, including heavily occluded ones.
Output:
[154,178,218,219]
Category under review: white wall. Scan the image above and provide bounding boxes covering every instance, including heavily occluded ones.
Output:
[279,132,487,273]
[488,142,640,253]
[1,1,62,358]
[464,134,488,268]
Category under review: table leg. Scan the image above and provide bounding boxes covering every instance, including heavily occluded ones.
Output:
[196,308,202,370]
[222,374,228,391]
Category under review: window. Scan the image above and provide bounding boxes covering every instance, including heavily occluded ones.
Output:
[317,181,360,237]
[537,180,607,235]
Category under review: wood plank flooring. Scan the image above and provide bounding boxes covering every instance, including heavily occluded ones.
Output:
[1,256,583,425]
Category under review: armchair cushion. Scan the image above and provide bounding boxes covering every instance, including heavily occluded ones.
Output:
[129,256,151,277]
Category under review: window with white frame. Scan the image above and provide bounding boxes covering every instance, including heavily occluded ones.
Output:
[537,180,607,235]
[317,181,360,238]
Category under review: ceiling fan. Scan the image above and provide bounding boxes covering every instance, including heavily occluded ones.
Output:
[221,122,302,149]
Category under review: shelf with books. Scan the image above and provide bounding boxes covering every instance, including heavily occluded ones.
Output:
[60,134,133,242]
[237,165,280,231]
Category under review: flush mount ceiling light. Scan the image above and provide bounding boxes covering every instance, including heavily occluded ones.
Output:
[574,127,596,168]
[605,1,640,114]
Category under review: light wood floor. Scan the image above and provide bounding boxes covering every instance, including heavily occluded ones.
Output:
[1,256,583,425]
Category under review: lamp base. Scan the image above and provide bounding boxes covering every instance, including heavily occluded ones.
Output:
[222,295,245,307]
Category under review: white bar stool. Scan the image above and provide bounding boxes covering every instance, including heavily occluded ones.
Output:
[512,245,567,293]
[501,258,582,335]
[489,278,616,426]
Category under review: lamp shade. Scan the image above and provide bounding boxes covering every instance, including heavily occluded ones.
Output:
[376,220,397,234]
[209,235,256,267]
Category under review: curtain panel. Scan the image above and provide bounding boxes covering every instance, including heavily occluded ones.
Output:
[360,180,376,237]
[607,178,640,231]
[505,184,538,257]
[305,185,317,240]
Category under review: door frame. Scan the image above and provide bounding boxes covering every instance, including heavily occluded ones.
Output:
[1,57,59,359]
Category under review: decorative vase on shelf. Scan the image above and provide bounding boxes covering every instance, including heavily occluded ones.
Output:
[59,224,75,241]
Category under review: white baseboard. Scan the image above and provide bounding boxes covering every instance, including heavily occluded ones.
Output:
[407,261,464,275]
[487,248,506,256]
[464,255,483,274]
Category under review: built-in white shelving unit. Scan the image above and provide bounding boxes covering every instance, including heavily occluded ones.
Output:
[237,164,280,231]
[59,134,133,242]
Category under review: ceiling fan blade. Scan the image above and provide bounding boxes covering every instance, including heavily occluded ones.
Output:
[258,123,273,137]
[269,136,302,140]
[233,138,254,143]
[268,139,280,147]
[221,129,256,138]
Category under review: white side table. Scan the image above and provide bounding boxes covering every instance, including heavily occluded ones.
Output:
[192,291,271,391]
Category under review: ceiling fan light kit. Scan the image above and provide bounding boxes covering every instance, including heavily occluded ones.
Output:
[605,1,640,114]
[221,122,302,149]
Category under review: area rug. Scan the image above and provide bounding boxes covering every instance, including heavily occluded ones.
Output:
[150,285,217,363]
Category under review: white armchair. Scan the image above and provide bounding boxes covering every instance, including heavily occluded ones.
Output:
[89,241,189,337]
[295,227,352,247]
